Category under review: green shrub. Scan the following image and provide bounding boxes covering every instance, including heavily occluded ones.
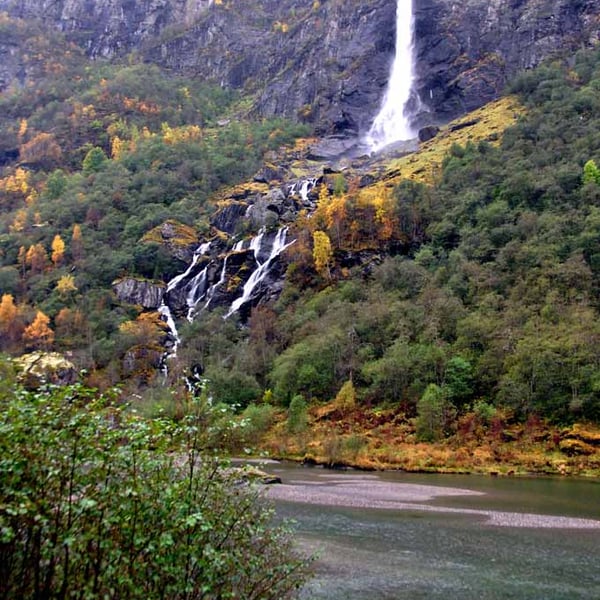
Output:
[242,403,277,444]
[0,383,310,599]
[287,394,308,434]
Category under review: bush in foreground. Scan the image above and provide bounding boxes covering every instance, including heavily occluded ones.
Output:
[0,383,310,599]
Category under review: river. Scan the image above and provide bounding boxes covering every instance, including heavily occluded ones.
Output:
[259,462,600,600]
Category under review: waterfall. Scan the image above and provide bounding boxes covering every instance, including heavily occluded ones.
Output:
[158,303,180,355]
[288,178,318,203]
[185,266,208,321]
[365,0,419,152]
[167,242,211,293]
[225,227,294,318]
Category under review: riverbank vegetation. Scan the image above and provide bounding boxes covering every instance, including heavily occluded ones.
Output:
[0,367,310,598]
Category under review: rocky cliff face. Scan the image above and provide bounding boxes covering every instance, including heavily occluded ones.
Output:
[1,0,598,133]
[415,0,600,122]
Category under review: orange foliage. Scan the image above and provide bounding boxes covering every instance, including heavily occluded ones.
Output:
[25,243,48,274]
[22,310,54,349]
[19,132,62,168]
[0,294,24,349]
[51,234,65,267]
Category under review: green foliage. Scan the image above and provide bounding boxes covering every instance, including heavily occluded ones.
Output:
[415,383,453,442]
[443,356,474,406]
[205,365,261,410]
[582,159,600,185]
[82,146,108,173]
[0,383,310,599]
[241,403,278,444]
[287,394,308,434]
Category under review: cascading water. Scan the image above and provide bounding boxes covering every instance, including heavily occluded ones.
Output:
[225,227,294,318]
[365,0,420,152]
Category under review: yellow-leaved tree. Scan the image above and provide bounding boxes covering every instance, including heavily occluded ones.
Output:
[71,225,84,262]
[55,274,78,297]
[0,294,24,349]
[22,311,54,349]
[51,234,65,267]
[25,243,48,274]
[312,230,333,280]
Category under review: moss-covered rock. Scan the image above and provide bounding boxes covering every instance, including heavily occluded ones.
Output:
[141,220,199,263]
[14,352,77,388]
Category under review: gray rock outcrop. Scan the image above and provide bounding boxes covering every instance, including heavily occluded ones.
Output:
[112,277,166,309]
[1,0,598,135]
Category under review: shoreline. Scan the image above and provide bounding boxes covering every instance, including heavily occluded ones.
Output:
[261,465,600,530]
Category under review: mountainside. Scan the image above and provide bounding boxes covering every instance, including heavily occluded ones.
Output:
[0,1,599,474]
[1,0,599,134]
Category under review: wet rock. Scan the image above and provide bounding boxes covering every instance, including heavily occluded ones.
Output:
[211,201,248,235]
[253,163,291,183]
[1,0,598,134]
[112,277,165,309]
[418,125,440,142]
[307,136,362,161]
[142,220,198,263]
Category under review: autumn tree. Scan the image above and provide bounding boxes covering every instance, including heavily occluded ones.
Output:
[55,307,86,347]
[17,246,27,278]
[19,132,63,169]
[0,294,24,350]
[22,311,55,349]
[9,209,28,233]
[71,224,84,261]
[55,274,78,298]
[312,230,333,280]
[25,243,48,274]
[51,234,66,267]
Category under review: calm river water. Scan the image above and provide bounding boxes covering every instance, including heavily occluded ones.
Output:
[260,462,600,600]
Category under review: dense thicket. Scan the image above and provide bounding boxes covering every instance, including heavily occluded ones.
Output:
[0,367,309,599]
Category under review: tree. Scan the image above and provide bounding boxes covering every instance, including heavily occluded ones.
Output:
[71,224,84,261]
[19,132,62,169]
[415,383,453,442]
[51,234,66,267]
[0,294,23,350]
[82,146,108,174]
[55,274,78,297]
[25,243,48,274]
[22,311,55,349]
[287,394,308,433]
[0,385,310,599]
[582,159,600,185]
[55,308,86,347]
[312,230,333,279]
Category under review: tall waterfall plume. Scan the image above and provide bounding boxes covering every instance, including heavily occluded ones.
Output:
[365,0,420,152]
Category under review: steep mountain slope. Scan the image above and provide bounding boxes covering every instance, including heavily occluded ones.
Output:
[0,2,599,474]
[0,0,599,134]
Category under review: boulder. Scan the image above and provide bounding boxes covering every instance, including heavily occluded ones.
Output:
[15,352,77,388]
[418,125,440,142]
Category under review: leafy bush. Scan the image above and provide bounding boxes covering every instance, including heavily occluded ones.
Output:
[287,394,308,434]
[0,383,310,599]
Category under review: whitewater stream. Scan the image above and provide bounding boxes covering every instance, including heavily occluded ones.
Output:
[260,463,600,599]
